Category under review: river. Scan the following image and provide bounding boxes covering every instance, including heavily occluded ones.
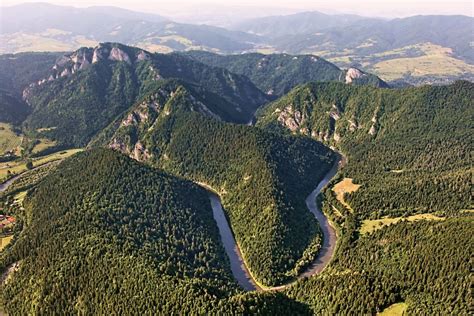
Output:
[208,159,340,291]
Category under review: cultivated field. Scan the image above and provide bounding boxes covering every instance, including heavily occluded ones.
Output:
[0,148,83,182]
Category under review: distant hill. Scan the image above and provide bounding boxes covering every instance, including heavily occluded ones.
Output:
[270,15,473,61]
[184,51,388,96]
[230,11,376,37]
[267,15,474,84]
[0,3,259,54]
[0,3,168,34]
[1,4,471,86]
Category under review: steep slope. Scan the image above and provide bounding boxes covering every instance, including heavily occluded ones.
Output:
[0,91,29,125]
[20,43,267,146]
[286,216,472,314]
[94,91,337,286]
[257,81,473,218]
[184,51,388,96]
[0,52,60,124]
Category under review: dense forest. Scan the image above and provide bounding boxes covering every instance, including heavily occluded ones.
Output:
[0,149,326,315]
[99,90,337,286]
[1,149,238,314]
[2,149,471,314]
[286,210,473,314]
[257,81,473,219]
[184,51,388,97]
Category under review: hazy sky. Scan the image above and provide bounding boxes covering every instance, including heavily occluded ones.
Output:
[2,0,473,18]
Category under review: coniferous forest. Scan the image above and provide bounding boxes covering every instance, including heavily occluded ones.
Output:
[0,40,472,315]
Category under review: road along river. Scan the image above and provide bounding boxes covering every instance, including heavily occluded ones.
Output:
[206,159,340,291]
[0,175,22,193]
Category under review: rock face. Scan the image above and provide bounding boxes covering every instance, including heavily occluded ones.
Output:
[108,85,223,163]
[137,50,151,61]
[348,119,359,132]
[108,47,131,64]
[22,43,152,103]
[345,68,366,84]
[277,105,305,132]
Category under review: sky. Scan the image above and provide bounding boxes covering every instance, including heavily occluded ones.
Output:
[2,0,473,19]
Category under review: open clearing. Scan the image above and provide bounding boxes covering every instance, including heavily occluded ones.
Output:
[31,138,57,154]
[332,178,360,212]
[0,123,22,155]
[0,236,13,251]
[0,148,83,182]
[360,213,445,235]
[378,302,408,316]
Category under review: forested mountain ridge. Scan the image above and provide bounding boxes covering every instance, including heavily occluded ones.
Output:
[257,80,473,218]
[184,51,388,96]
[17,43,268,147]
[254,80,473,314]
[94,96,337,286]
[89,79,255,154]
[0,24,471,313]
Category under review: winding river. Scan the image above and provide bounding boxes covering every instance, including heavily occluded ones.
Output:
[208,159,340,291]
[0,156,340,292]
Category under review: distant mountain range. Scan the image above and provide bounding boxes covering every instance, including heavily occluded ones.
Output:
[0,3,259,54]
[229,11,380,37]
[0,3,473,85]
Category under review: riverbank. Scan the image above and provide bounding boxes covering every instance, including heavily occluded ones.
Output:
[203,158,341,291]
